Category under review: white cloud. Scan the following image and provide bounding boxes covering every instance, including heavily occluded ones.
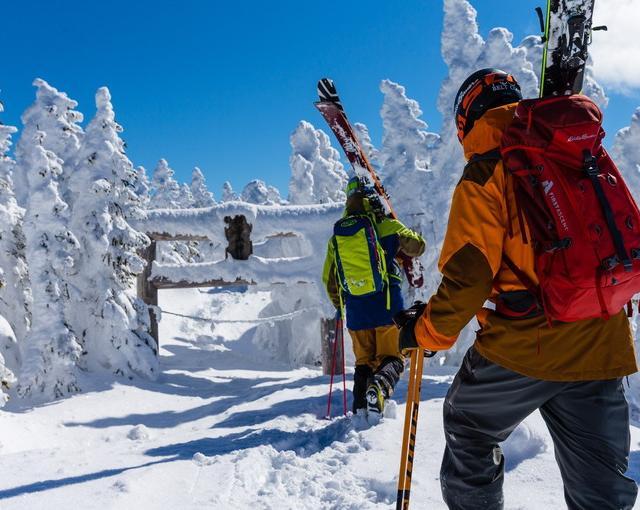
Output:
[590,0,640,91]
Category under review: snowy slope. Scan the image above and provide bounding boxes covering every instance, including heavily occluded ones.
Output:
[1,288,638,510]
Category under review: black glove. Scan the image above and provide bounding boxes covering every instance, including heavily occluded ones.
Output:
[393,301,436,357]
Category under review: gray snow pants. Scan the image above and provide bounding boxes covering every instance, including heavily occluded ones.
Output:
[440,347,638,510]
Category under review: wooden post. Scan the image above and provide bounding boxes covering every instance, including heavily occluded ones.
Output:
[137,240,159,346]
[321,317,343,376]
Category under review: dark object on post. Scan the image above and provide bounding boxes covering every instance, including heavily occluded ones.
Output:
[224,215,253,260]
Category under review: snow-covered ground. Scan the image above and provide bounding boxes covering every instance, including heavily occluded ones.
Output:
[1,288,638,510]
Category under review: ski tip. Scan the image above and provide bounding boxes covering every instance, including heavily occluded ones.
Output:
[317,78,344,111]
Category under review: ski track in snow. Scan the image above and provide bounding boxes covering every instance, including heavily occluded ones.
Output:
[0,288,639,509]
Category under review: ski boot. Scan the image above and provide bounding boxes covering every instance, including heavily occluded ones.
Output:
[366,380,388,416]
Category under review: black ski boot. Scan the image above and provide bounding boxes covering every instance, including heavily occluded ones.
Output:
[353,365,373,414]
[366,357,404,415]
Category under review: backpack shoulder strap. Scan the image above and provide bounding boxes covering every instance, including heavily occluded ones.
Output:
[467,148,502,165]
[460,148,502,187]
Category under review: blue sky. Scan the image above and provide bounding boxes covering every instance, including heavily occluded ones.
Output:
[2,0,639,197]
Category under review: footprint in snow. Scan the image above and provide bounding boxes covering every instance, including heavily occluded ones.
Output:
[127,424,151,441]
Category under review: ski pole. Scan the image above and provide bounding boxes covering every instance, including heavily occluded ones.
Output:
[339,318,347,416]
[325,316,341,419]
[396,348,425,510]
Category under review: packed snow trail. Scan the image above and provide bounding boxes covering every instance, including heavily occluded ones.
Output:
[0,288,639,509]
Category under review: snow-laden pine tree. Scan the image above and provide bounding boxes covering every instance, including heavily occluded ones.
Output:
[288,120,348,204]
[190,167,215,208]
[13,79,83,206]
[0,316,18,407]
[612,108,640,202]
[15,127,81,400]
[0,103,25,405]
[0,101,31,345]
[67,87,157,379]
[150,159,181,208]
[179,183,194,208]
[353,122,380,172]
[221,181,239,202]
[241,179,282,205]
[379,79,440,216]
[135,166,151,209]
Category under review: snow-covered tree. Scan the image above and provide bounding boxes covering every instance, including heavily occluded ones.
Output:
[353,122,380,171]
[190,167,215,208]
[612,108,640,202]
[241,179,282,204]
[222,181,239,202]
[288,120,348,204]
[150,159,181,208]
[0,316,18,407]
[13,79,83,206]
[0,103,25,405]
[15,127,81,400]
[179,182,194,208]
[68,87,157,379]
[135,166,151,209]
[0,109,30,349]
[379,79,440,214]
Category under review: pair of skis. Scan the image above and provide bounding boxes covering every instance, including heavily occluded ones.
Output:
[538,0,606,98]
[314,79,426,510]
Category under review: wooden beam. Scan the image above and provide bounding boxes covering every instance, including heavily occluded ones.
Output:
[148,233,209,242]
[152,277,253,290]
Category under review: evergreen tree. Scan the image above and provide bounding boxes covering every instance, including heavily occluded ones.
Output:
[190,167,215,208]
[353,122,381,172]
[379,79,440,214]
[0,101,25,405]
[68,87,157,379]
[135,166,151,209]
[15,128,81,400]
[150,159,181,208]
[241,179,282,204]
[13,79,83,206]
[0,99,30,344]
[179,182,194,208]
[221,181,239,202]
[288,120,348,204]
[612,107,640,202]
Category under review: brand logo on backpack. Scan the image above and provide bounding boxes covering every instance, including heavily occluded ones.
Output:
[542,180,569,232]
[567,133,597,143]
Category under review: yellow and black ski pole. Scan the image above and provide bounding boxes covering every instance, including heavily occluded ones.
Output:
[397,348,425,510]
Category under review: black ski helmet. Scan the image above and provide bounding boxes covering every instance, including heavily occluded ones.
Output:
[453,68,522,142]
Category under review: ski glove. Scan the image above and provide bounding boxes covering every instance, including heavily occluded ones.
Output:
[393,301,436,357]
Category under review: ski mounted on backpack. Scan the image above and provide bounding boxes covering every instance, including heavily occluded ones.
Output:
[314,78,424,288]
[536,0,606,98]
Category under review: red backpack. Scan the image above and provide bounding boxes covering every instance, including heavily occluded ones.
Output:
[500,94,640,322]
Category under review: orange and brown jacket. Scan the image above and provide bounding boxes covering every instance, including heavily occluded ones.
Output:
[415,103,638,381]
